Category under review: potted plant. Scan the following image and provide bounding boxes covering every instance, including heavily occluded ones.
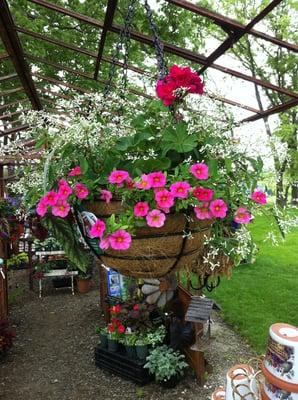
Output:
[135,334,150,360]
[124,331,137,359]
[76,273,91,294]
[7,252,29,270]
[107,318,126,352]
[146,325,167,348]
[144,345,188,388]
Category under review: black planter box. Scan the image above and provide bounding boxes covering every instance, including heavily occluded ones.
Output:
[94,345,153,385]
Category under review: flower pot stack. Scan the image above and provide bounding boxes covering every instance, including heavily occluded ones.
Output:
[261,323,298,400]
[211,364,260,400]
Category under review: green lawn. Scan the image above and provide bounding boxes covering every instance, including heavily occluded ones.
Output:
[208,213,298,354]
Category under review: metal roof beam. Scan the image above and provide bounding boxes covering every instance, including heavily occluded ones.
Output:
[33,73,93,94]
[1,87,24,97]
[198,0,283,74]
[0,73,18,83]
[0,98,29,112]
[94,0,118,79]
[0,123,29,137]
[27,0,298,100]
[241,98,298,123]
[166,0,298,53]
[0,109,29,120]
[0,0,42,110]
[18,27,149,76]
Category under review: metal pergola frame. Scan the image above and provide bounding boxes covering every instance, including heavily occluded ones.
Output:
[0,0,297,153]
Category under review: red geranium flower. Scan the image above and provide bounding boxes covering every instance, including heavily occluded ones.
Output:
[107,324,115,333]
[118,325,125,334]
[133,304,139,311]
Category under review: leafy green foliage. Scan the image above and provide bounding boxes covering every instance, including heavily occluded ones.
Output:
[144,345,188,382]
[161,123,198,154]
[42,214,89,272]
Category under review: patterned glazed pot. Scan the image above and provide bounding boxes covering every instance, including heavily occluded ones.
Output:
[264,323,298,385]
[264,380,298,400]
[211,387,226,400]
[226,364,259,400]
[261,362,298,399]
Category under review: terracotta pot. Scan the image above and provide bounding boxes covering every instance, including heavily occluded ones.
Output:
[211,387,226,400]
[76,278,90,294]
[85,199,212,278]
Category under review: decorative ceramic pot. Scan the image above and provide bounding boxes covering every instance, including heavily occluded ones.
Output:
[107,338,118,352]
[212,387,226,400]
[261,361,298,399]
[226,364,258,400]
[264,379,298,400]
[264,323,298,385]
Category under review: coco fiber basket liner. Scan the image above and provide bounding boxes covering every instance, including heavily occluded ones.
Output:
[84,200,212,278]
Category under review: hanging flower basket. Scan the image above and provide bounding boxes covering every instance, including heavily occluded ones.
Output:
[84,200,212,278]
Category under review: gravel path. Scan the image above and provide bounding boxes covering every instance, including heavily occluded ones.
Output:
[0,284,255,400]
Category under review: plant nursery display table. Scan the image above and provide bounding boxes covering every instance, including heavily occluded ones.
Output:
[38,269,78,298]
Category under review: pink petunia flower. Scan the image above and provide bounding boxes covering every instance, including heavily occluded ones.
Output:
[193,187,214,202]
[155,189,175,209]
[189,163,209,180]
[194,203,212,220]
[147,172,167,188]
[135,174,152,190]
[100,189,112,204]
[68,166,82,176]
[109,230,132,251]
[52,199,70,218]
[58,183,72,200]
[43,191,59,206]
[170,181,191,199]
[74,183,89,200]
[58,179,69,187]
[99,237,110,251]
[234,207,251,224]
[36,199,48,217]
[134,202,149,217]
[251,190,267,205]
[89,219,106,238]
[209,199,228,219]
[146,209,166,228]
[108,170,130,185]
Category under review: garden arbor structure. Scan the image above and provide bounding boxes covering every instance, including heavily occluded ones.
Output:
[0,0,297,164]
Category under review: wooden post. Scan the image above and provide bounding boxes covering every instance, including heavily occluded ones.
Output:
[99,263,110,323]
[177,284,207,385]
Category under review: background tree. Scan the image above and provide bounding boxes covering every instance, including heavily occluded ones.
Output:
[205,0,297,207]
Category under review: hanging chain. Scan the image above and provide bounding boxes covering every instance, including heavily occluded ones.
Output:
[143,0,168,80]
[104,0,137,97]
